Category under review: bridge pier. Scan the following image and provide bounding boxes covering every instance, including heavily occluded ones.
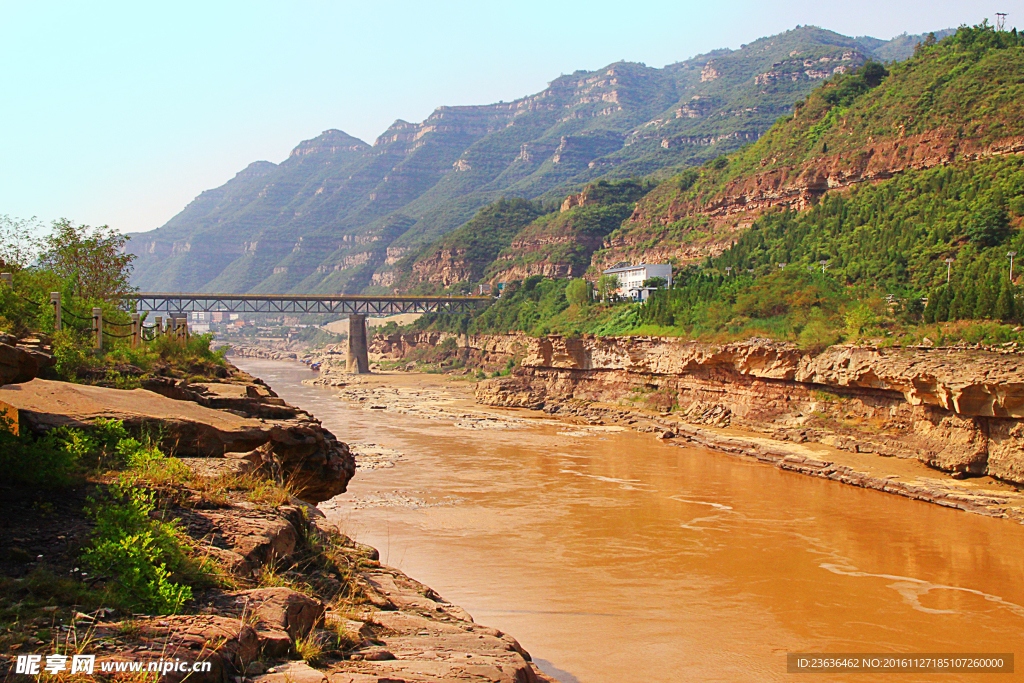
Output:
[347,314,370,374]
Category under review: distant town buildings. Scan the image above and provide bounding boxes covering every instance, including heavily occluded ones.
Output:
[602,263,672,301]
[188,311,242,333]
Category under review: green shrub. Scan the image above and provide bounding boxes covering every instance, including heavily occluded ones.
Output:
[83,480,193,614]
[0,418,82,487]
[51,328,94,381]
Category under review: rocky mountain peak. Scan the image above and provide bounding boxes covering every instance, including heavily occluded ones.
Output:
[288,129,369,158]
[234,160,278,180]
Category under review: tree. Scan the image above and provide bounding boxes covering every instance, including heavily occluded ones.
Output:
[598,274,619,302]
[565,278,591,307]
[966,202,1012,247]
[36,220,136,303]
[923,289,938,323]
[642,277,668,289]
[0,215,44,270]
[861,61,889,88]
[995,279,1016,321]
[935,286,953,322]
[974,281,996,319]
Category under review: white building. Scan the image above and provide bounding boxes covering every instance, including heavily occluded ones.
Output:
[602,263,672,300]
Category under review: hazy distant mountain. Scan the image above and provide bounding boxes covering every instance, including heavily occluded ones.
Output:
[126,26,952,294]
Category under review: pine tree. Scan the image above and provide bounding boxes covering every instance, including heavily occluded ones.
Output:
[935,286,952,322]
[995,279,1016,321]
[974,281,996,319]
[950,289,965,321]
[960,281,979,320]
[923,289,937,323]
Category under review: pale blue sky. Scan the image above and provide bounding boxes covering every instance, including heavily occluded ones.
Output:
[0,1,1012,235]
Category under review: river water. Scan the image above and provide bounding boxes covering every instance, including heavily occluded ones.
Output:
[234,359,1024,683]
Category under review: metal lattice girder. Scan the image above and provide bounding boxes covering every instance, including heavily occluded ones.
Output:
[124,293,492,316]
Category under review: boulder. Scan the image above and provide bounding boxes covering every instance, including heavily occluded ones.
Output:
[0,338,53,385]
[213,587,325,657]
[178,505,303,575]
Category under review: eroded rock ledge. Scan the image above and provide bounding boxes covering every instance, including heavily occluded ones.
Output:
[0,378,355,504]
[475,335,1024,485]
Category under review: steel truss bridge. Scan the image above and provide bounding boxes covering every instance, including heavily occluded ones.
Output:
[126,293,492,316]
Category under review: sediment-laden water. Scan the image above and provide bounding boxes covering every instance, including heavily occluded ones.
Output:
[234,358,1024,683]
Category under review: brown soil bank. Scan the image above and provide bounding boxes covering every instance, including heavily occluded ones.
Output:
[470,335,1024,486]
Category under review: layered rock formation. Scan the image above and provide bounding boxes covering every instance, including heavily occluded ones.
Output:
[474,335,1024,484]
[0,378,354,503]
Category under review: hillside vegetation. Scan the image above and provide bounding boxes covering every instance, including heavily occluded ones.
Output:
[411,25,1024,347]
[124,27,945,295]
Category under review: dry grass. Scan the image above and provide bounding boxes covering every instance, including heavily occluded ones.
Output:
[254,562,290,589]
[293,631,325,665]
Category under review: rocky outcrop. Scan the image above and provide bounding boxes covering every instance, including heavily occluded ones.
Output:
[476,335,1024,484]
[91,614,260,683]
[0,379,354,503]
[369,331,530,364]
[142,376,302,420]
[0,335,53,385]
[409,247,475,287]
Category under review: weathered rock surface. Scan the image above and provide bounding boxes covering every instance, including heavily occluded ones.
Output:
[143,377,299,420]
[475,335,1024,484]
[213,587,325,657]
[93,615,260,683]
[0,335,53,385]
[0,379,354,502]
[178,504,304,576]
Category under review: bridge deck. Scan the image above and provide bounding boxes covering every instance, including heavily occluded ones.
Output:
[126,293,492,316]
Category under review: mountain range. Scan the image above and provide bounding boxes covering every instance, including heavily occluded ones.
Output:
[127,26,951,294]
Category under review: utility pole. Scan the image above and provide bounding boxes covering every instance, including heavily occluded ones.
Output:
[997,12,1008,31]
[1008,251,1017,282]
[945,257,954,283]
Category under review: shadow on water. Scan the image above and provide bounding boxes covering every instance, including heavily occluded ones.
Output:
[534,659,582,683]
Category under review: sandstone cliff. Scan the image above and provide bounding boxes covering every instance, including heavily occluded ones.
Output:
[474,335,1024,484]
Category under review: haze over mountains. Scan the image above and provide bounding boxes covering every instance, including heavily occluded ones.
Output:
[127,26,951,294]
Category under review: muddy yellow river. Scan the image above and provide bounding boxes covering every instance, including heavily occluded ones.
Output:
[234,359,1024,683]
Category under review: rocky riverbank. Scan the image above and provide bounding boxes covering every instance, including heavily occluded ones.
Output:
[470,334,1024,520]
[0,348,555,683]
[304,330,1024,524]
[226,344,304,362]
